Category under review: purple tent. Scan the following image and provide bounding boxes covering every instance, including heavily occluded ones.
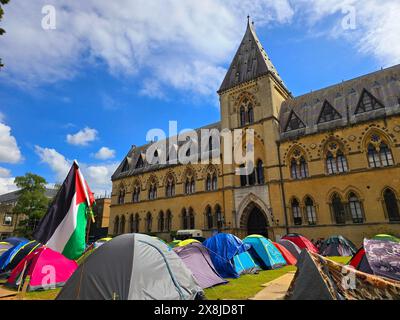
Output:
[364,239,400,282]
[174,242,227,289]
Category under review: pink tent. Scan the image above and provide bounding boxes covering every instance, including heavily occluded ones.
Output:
[7,246,78,291]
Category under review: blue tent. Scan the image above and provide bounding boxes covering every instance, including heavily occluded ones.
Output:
[233,251,259,275]
[3,237,28,246]
[244,235,286,270]
[0,240,29,271]
[204,233,259,278]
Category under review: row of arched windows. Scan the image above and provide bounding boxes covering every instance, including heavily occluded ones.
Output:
[113,205,225,235]
[289,188,400,227]
[240,160,265,187]
[289,134,395,180]
[117,170,218,205]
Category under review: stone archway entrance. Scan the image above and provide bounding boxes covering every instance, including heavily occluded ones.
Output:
[247,206,269,237]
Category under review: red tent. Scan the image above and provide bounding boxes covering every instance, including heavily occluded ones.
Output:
[273,242,297,265]
[7,247,78,291]
[282,234,319,254]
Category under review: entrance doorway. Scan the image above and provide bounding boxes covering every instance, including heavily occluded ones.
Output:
[247,206,268,238]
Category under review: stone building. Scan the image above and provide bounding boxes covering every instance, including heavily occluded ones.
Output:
[109,21,400,245]
[0,188,57,239]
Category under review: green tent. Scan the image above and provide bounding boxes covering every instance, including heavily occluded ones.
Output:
[168,240,181,248]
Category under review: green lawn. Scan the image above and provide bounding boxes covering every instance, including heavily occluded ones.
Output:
[204,266,296,300]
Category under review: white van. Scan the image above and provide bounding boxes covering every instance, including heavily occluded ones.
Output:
[175,229,204,241]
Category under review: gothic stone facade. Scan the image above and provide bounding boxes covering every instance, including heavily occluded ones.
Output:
[109,22,400,246]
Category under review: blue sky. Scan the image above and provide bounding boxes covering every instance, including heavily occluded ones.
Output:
[0,1,399,195]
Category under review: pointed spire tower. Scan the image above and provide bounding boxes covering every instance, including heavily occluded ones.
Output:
[218,19,289,94]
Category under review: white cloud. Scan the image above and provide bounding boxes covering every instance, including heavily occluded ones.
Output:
[35,145,117,196]
[35,146,71,181]
[0,0,294,98]
[0,167,17,195]
[0,121,23,164]
[0,167,11,178]
[94,147,116,160]
[66,127,98,146]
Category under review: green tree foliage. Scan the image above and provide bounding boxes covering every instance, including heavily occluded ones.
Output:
[0,0,10,68]
[13,173,50,238]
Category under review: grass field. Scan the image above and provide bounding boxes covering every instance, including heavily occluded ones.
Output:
[1,256,351,300]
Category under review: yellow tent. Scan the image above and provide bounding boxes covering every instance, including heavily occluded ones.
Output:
[177,239,200,247]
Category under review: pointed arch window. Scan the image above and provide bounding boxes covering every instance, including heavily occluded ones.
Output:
[305,197,317,225]
[256,160,265,184]
[158,211,165,232]
[120,215,126,235]
[114,216,120,235]
[317,101,342,124]
[248,105,254,124]
[326,148,348,175]
[348,193,364,224]
[206,206,213,230]
[185,174,196,195]
[285,111,305,132]
[367,138,394,168]
[165,210,172,232]
[206,169,217,191]
[148,181,157,200]
[240,106,246,126]
[145,212,152,233]
[291,199,302,225]
[129,214,134,233]
[134,214,140,233]
[118,188,126,205]
[215,205,224,230]
[290,155,309,180]
[165,176,175,198]
[182,208,188,229]
[332,194,346,224]
[132,185,141,203]
[383,189,400,222]
[189,208,195,229]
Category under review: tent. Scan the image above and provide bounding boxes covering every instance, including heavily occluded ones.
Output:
[0,242,13,256]
[1,240,42,274]
[320,235,357,257]
[286,250,400,300]
[174,242,227,289]
[243,235,286,270]
[203,233,259,278]
[282,234,319,253]
[3,237,28,246]
[0,240,29,271]
[177,239,200,247]
[93,238,112,249]
[57,234,204,300]
[6,247,78,291]
[273,242,297,265]
[373,234,400,243]
[277,239,302,260]
[349,239,400,282]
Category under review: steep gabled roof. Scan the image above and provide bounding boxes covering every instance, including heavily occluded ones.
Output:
[218,20,288,93]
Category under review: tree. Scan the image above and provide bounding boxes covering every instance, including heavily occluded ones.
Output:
[13,173,50,238]
[0,0,10,69]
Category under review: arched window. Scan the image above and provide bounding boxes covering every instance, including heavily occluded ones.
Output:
[299,157,309,178]
[291,199,302,225]
[305,197,317,225]
[189,208,195,229]
[240,106,246,126]
[367,134,394,168]
[383,189,400,221]
[165,210,172,232]
[256,160,264,184]
[290,150,309,180]
[165,176,175,198]
[129,214,134,233]
[118,188,125,204]
[326,152,337,175]
[148,181,157,200]
[326,151,348,175]
[191,179,196,193]
[114,216,119,235]
[158,211,164,232]
[332,194,345,224]
[206,174,212,191]
[248,163,256,186]
[206,206,213,229]
[337,151,348,173]
[348,193,364,223]
[132,185,140,203]
[120,215,126,234]
[145,212,152,233]
[134,213,140,233]
[248,106,254,124]
[215,205,224,230]
[212,175,217,190]
[182,208,188,229]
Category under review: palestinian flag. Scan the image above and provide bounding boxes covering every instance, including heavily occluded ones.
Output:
[34,161,95,260]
